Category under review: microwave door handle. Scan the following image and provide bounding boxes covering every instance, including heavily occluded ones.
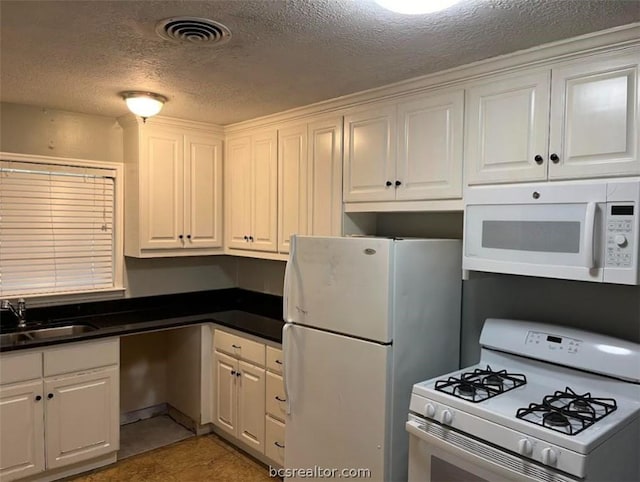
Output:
[583,202,597,269]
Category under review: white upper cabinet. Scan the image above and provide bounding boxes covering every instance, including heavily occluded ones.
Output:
[344,90,464,205]
[397,90,464,200]
[465,49,639,185]
[307,116,343,237]
[278,124,308,254]
[225,129,278,253]
[120,116,224,257]
[548,51,639,179]
[465,71,551,185]
[344,103,397,202]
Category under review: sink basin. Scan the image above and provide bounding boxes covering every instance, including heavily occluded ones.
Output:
[0,323,98,345]
[24,324,98,340]
[0,332,31,346]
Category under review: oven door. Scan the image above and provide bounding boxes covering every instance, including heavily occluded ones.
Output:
[406,418,577,482]
[463,182,607,282]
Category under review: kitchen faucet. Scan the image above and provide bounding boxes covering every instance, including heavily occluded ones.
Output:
[1,298,27,328]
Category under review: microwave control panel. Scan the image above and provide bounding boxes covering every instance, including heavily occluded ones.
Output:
[605,204,635,268]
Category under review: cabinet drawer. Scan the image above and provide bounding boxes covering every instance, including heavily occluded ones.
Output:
[266,346,283,374]
[44,338,119,377]
[265,415,285,467]
[0,351,42,385]
[266,371,286,421]
[214,330,265,366]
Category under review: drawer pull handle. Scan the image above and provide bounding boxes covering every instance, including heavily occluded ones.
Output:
[232,344,241,349]
[275,396,287,402]
[274,441,285,448]
[275,359,283,365]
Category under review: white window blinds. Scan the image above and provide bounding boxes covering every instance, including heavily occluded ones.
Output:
[0,160,116,297]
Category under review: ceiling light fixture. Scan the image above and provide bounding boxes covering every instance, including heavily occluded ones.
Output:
[375,0,461,15]
[120,91,168,122]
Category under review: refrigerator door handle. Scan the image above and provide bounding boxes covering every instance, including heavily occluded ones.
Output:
[282,234,297,323]
[282,322,293,415]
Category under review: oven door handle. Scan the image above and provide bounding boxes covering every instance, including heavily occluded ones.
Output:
[582,202,596,269]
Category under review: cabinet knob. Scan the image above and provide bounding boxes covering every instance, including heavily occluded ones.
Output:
[35,395,42,402]
[187,234,191,240]
[385,181,392,187]
[550,153,560,163]
[236,371,241,377]
[534,155,544,165]
[249,236,254,242]
[230,370,236,376]
[395,180,402,187]
[47,393,54,400]
[179,234,184,240]
[243,236,249,241]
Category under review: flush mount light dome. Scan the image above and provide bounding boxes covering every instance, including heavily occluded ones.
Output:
[121,91,168,121]
[375,0,461,14]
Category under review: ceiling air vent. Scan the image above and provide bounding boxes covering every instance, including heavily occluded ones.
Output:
[156,17,231,45]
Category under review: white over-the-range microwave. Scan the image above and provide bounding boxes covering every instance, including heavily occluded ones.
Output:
[463,178,640,284]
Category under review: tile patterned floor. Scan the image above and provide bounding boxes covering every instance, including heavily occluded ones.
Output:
[69,434,274,481]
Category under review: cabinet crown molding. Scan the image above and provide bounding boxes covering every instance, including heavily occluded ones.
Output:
[118,114,224,137]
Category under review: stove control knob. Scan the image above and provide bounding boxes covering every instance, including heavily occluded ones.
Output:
[440,410,453,425]
[518,439,532,456]
[542,447,557,465]
[424,403,436,418]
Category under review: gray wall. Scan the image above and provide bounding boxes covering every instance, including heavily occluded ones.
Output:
[460,273,640,366]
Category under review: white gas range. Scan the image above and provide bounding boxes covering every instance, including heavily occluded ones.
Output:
[406,318,640,482]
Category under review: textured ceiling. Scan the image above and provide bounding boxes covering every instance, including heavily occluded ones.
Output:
[1,0,639,125]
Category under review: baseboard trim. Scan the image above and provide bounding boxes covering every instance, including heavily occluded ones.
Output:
[120,403,168,425]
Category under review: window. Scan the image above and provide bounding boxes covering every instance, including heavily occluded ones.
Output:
[0,156,123,299]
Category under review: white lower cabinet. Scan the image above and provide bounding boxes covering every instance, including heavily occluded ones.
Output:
[0,339,119,481]
[213,330,266,454]
[44,367,119,469]
[212,329,284,466]
[0,380,45,480]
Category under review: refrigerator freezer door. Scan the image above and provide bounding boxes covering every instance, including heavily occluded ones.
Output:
[284,324,390,481]
[286,236,393,342]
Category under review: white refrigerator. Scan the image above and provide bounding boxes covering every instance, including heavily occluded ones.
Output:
[282,236,462,482]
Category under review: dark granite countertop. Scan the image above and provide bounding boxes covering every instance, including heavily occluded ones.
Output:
[0,289,284,352]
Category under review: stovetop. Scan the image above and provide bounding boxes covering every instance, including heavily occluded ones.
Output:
[411,350,640,454]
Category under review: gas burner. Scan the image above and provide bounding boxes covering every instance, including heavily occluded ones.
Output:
[516,387,617,436]
[435,365,527,403]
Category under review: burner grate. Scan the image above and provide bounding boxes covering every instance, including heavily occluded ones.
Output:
[516,387,617,436]
[435,365,527,403]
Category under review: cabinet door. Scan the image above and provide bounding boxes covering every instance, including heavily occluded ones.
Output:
[213,351,237,437]
[308,116,343,236]
[344,105,397,202]
[44,366,118,469]
[251,130,278,252]
[549,52,640,179]
[184,134,223,248]
[0,381,44,481]
[237,361,265,453]
[278,124,308,253]
[397,90,464,200]
[225,136,253,250]
[465,71,550,185]
[140,128,185,249]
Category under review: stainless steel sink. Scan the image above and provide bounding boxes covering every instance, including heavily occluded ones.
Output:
[0,332,31,345]
[0,323,98,345]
